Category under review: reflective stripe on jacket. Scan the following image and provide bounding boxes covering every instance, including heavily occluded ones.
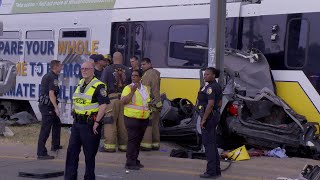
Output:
[72,77,105,115]
[122,85,151,119]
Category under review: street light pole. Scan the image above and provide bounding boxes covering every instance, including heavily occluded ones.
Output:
[0,21,3,36]
[208,0,226,84]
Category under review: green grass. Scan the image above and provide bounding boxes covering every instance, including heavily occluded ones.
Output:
[0,123,71,147]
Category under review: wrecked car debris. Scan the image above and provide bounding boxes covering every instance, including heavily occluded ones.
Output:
[220,49,320,159]
[159,48,320,159]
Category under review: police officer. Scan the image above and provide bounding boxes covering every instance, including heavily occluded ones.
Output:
[37,60,62,160]
[79,54,107,80]
[64,61,110,180]
[197,67,222,179]
[92,54,107,80]
[100,51,131,152]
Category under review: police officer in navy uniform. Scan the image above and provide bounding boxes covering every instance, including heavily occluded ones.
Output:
[78,54,107,80]
[92,54,108,80]
[197,67,222,179]
[65,61,110,180]
[37,60,62,160]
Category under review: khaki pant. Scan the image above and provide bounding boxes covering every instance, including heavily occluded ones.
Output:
[103,93,128,151]
[141,111,160,150]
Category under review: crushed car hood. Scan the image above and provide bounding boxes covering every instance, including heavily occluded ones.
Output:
[223,49,275,97]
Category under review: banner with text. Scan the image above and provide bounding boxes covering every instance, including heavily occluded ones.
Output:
[0,0,116,14]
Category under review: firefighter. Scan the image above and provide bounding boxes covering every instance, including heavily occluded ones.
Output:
[100,52,131,152]
[129,56,140,72]
[197,67,222,179]
[64,61,109,180]
[121,69,151,170]
[140,58,162,151]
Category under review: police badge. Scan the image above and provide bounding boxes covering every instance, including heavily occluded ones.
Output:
[100,88,107,97]
[54,79,59,86]
[207,87,212,95]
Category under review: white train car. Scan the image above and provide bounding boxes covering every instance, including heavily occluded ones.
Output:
[0,0,319,125]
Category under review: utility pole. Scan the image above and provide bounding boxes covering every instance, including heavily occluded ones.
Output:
[0,21,3,36]
[208,0,226,84]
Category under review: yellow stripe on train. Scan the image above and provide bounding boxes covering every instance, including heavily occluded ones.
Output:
[160,78,200,103]
[275,81,320,124]
[160,78,320,125]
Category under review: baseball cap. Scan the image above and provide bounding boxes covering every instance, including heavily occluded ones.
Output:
[89,54,96,61]
[104,54,110,60]
[91,54,104,62]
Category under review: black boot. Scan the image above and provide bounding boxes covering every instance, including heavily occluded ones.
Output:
[200,173,221,179]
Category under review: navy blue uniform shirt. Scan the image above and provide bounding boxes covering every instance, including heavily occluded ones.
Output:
[40,71,59,97]
[39,71,60,113]
[94,69,103,80]
[197,81,222,111]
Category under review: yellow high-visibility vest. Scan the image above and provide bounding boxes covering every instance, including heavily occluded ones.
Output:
[122,85,151,119]
[72,77,106,115]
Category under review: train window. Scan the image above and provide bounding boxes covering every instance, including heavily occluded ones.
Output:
[132,24,144,60]
[168,25,208,67]
[285,18,309,69]
[0,31,20,39]
[58,28,91,67]
[26,30,54,39]
[62,31,87,38]
[0,31,20,63]
[24,30,54,64]
[115,25,128,62]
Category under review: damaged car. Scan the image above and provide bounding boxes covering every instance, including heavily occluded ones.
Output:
[220,49,320,158]
[159,95,200,148]
[159,48,320,158]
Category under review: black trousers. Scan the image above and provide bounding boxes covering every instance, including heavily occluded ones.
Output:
[201,112,221,175]
[64,123,101,180]
[37,114,61,156]
[124,116,149,166]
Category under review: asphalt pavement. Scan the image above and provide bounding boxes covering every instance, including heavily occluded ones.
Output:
[0,143,318,180]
